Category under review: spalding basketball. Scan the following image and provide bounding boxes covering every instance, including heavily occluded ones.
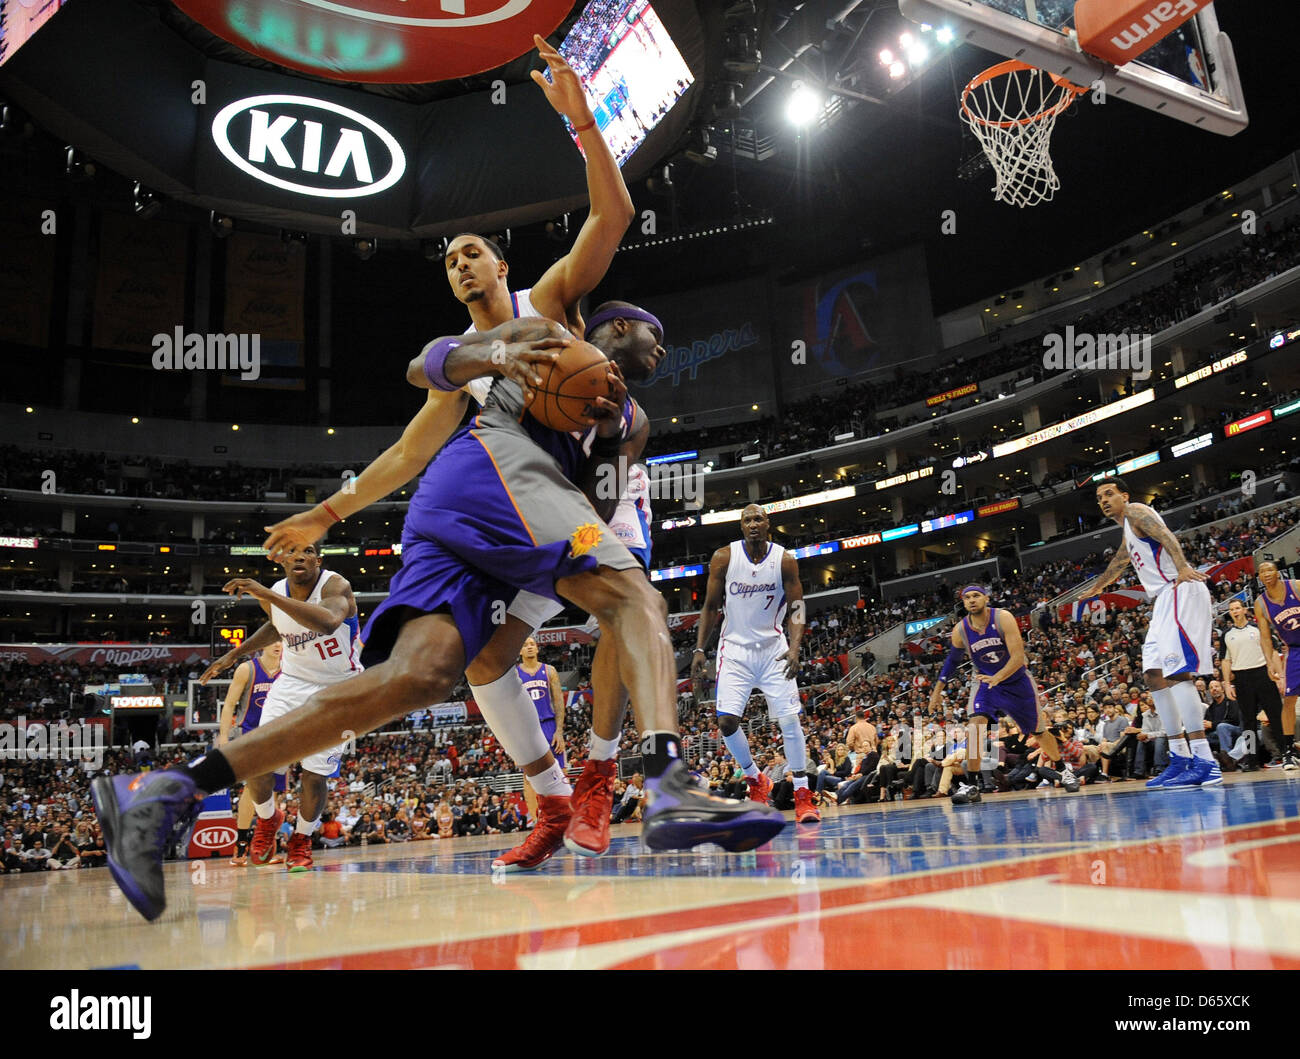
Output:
[527,340,615,432]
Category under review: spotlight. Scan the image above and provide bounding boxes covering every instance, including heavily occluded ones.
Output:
[646,164,674,196]
[279,229,308,251]
[879,48,893,64]
[711,81,742,118]
[353,237,378,260]
[496,229,512,252]
[937,25,955,44]
[544,213,570,242]
[64,147,95,182]
[0,103,33,138]
[907,43,929,64]
[888,61,906,79]
[723,25,761,75]
[209,211,234,238]
[422,238,449,261]
[133,181,163,220]
[786,83,822,126]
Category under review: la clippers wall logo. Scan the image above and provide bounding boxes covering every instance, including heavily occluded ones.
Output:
[174,1,575,83]
[211,95,406,198]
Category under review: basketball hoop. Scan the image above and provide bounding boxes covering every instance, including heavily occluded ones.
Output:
[960,60,1086,208]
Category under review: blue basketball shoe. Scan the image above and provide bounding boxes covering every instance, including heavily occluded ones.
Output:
[1145,755,1192,789]
[91,770,202,921]
[642,761,785,852]
[1176,756,1224,788]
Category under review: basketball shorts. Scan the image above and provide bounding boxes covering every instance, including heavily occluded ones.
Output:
[1142,580,1213,677]
[971,669,1041,735]
[361,410,639,670]
[715,640,801,720]
[231,725,287,791]
[1285,648,1300,697]
[259,671,354,777]
[539,717,566,768]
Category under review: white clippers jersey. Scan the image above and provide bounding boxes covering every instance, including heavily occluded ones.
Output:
[720,540,788,650]
[1122,507,1180,596]
[604,462,653,570]
[270,569,360,682]
[463,287,543,407]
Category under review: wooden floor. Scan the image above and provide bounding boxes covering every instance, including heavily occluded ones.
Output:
[6,771,1300,970]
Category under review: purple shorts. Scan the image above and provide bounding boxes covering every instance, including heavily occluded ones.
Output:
[971,670,1041,734]
[540,717,566,768]
[362,417,638,668]
[1286,650,1300,697]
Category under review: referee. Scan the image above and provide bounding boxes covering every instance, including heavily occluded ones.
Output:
[1221,597,1285,771]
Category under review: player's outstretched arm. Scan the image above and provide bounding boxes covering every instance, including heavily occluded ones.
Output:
[930,626,965,710]
[1075,538,1131,600]
[1124,504,1206,583]
[264,389,470,560]
[527,34,635,326]
[224,576,351,635]
[199,620,279,683]
[780,553,805,679]
[217,660,252,746]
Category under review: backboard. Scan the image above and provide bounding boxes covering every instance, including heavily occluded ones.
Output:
[899,0,1248,135]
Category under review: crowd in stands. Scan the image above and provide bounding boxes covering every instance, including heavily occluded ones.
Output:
[645,213,1300,463]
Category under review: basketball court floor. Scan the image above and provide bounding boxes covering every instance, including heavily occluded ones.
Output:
[6,771,1300,971]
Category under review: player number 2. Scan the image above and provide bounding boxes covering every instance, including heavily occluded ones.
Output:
[314,638,341,659]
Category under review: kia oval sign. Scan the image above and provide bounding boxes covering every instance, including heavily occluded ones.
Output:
[173,0,575,83]
[211,95,406,198]
[193,825,238,849]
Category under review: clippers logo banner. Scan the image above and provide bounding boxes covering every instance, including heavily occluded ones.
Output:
[173,0,574,83]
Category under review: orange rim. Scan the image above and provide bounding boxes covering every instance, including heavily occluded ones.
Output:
[960,59,1086,130]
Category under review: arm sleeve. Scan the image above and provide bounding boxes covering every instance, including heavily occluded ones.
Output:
[938,647,964,682]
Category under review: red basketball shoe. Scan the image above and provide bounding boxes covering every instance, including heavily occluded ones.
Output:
[565,759,617,858]
[493,794,571,873]
[285,833,313,872]
[745,772,773,804]
[793,786,820,823]
[249,808,284,865]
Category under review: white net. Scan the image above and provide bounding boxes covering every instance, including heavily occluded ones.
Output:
[960,61,1083,208]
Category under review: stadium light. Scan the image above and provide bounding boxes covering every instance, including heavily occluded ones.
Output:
[937,26,955,44]
[907,42,929,65]
[786,83,822,126]
[889,61,906,79]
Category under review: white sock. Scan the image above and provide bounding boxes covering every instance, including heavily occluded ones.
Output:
[588,731,620,761]
[1188,739,1214,762]
[792,775,809,790]
[295,815,319,836]
[528,760,571,798]
[1151,688,1188,757]
[254,797,276,820]
[742,762,760,780]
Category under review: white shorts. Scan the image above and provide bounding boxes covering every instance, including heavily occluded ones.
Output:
[1142,581,1214,677]
[715,640,801,720]
[508,591,564,631]
[260,671,356,777]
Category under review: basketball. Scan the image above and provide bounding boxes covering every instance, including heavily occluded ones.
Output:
[526,339,616,432]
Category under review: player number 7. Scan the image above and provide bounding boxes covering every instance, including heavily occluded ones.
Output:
[764,595,774,609]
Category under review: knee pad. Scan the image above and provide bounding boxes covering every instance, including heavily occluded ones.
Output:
[717,714,741,738]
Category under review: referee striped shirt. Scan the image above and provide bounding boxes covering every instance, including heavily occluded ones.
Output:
[1224,624,1268,671]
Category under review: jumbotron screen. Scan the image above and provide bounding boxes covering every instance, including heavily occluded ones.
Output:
[559,0,694,167]
[0,0,69,67]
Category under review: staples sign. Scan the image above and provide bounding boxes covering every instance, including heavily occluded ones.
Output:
[212,95,406,198]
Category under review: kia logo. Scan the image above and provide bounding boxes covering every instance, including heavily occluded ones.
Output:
[211,95,406,198]
[193,825,238,849]
[297,0,534,29]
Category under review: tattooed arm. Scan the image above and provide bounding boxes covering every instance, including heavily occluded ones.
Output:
[1123,503,1207,585]
[1067,539,1131,604]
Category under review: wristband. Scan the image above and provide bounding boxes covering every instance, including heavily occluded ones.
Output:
[572,117,596,133]
[421,336,462,392]
[322,500,343,523]
[693,648,706,655]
